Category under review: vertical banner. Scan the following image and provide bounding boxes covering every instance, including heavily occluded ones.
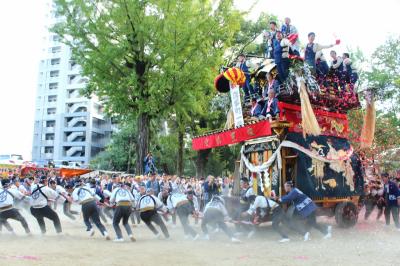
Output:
[229,83,244,127]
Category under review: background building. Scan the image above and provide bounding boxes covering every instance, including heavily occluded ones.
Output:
[32,2,114,166]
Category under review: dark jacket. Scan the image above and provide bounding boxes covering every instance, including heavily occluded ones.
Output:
[281,188,317,218]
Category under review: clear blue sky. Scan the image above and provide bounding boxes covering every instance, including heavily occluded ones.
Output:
[0,0,399,160]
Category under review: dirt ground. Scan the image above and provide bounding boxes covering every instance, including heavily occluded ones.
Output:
[1,207,400,266]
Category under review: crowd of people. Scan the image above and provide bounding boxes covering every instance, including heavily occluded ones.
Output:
[235,17,359,119]
[1,168,399,244]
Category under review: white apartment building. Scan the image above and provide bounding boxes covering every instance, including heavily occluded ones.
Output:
[32,2,113,166]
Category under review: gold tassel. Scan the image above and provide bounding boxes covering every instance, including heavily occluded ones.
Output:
[296,76,321,137]
[360,92,376,149]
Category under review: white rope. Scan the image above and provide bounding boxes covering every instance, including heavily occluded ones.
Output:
[241,140,354,173]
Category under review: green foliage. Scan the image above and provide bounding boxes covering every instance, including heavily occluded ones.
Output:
[53,0,241,173]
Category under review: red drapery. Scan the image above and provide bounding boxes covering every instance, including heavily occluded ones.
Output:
[192,120,272,150]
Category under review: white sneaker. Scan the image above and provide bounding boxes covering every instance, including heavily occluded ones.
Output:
[129,235,136,242]
[184,234,190,240]
[113,238,124,242]
[323,232,332,239]
[203,234,210,240]
[231,237,241,243]
[154,233,161,239]
[192,234,200,241]
[89,228,95,237]
[303,232,310,242]
[279,238,290,243]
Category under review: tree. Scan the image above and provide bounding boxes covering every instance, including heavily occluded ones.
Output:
[53,0,240,174]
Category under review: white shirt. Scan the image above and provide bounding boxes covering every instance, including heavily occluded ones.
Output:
[0,187,25,210]
[72,185,96,204]
[137,194,166,212]
[110,187,135,205]
[30,184,58,208]
[55,185,68,203]
[247,196,278,215]
[166,193,188,211]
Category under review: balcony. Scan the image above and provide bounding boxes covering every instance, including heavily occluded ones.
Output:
[67,103,87,114]
[63,126,86,132]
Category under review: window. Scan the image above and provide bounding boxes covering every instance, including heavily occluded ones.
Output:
[50,70,59,77]
[44,147,54,153]
[49,82,58,90]
[51,58,60,65]
[52,35,60,42]
[51,46,61,53]
[48,95,57,102]
[45,134,54,140]
[47,108,56,115]
[46,120,55,127]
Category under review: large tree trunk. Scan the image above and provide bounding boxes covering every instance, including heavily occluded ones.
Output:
[135,112,150,175]
[177,129,184,177]
[126,135,133,174]
[195,149,211,178]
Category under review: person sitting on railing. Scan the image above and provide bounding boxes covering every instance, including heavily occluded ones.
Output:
[261,89,280,121]
[304,32,338,75]
[342,53,358,84]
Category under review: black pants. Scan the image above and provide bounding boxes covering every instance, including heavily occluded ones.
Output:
[271,207,288,239]
[384,206,400,228]
[130,210,141,224]
[113,206,133,239]
[63,201,78,220]
[82,201,107,235]
[140,210,169,238]
[0,209,30,234]
[304,212,327,235]
[176,203,197,237]
[104,206,114,219]
[30,205,62,234]
[201,208,233,239]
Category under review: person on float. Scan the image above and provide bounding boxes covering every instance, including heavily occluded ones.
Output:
[342,53,358,84]
[263,21,278,59]
[236,53,255,102]
[315,51,329,79]
[250,98,263,118]
[329,50,344,78]
[281,17,300,55]
[304,32,338,74]
[279,181,332,241]
[261,89,280,121]
[273,30,291,82]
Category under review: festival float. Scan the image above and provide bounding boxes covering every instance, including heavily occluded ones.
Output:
[192,38,372,227]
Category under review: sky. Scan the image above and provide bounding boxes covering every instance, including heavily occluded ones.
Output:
[0,0,399,160]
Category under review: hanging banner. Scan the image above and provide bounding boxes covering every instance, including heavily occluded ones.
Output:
[279,102,349,138]
[192,120,272,150]
[229,83,244,127]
